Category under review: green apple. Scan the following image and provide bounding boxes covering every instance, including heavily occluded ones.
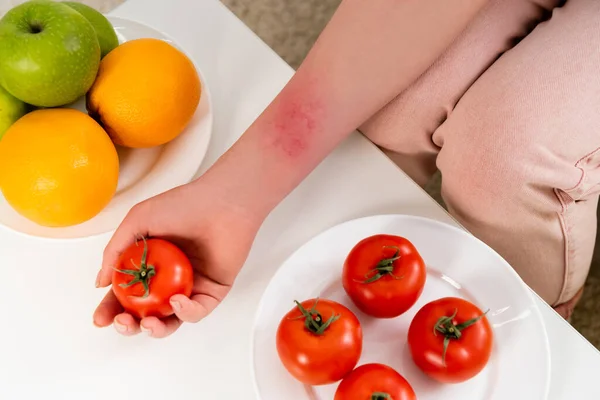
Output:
[63,2,119,58]
[0,84,27,141]
[0,0,100,107]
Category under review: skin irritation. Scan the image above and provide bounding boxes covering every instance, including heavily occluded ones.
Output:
[267,90,323,159]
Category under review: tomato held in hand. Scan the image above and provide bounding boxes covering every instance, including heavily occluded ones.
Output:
[276,298,363,386]
[343,234,426,318]
[112,238,194,319]
[408,297,493,383]
[334,363,416,400]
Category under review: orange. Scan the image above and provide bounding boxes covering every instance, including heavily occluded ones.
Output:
[0,109,119,227]
[87,38,202,148]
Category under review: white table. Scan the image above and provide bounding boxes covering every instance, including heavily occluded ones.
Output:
[0,0,598,399]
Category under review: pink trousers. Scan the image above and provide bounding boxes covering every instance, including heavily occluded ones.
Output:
[361,0,600,317]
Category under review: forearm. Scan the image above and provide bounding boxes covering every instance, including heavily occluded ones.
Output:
[204,0,487,217]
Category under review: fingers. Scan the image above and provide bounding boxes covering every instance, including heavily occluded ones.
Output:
[113,313,141,336]
[93,290,174,338]
[93,291,141,337]
[97,207,148,288]
[94,290,223,337]
[140,316,182,338]
[108,291,222,338]
[93,290,124,327]
[110,315,181,338]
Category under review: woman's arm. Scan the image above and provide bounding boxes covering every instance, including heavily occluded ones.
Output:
[201,0,487,217]
[95,0,489,337]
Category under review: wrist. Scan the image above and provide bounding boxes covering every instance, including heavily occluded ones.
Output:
[191,151,280,223]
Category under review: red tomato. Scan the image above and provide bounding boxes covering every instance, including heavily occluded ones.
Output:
[276,298,363,385]
[342,234,426,318]
[334,363,417,400]
[112,238,194,319]
[408,297,493,383]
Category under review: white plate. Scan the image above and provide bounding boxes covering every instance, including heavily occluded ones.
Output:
[252,215,550,400]
[0,17,213,239]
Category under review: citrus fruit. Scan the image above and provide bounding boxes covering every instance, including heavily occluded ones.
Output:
[0,109,119,227]
[87,38,201,148]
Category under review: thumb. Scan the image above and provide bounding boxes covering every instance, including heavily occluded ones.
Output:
[170,293,220,323]
[96,207,147,288]
[170,278,232,323]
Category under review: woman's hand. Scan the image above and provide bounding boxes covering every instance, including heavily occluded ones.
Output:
[93,176,262,338]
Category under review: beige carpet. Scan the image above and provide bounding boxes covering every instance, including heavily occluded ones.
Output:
[1,0,598,348]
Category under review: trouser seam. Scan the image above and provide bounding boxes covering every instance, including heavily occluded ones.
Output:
[554,188,571,306]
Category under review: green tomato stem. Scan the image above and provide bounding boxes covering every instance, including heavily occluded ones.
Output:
[357,246,403,284]
[371,392,392,400]
[433,308,490,366]
[291,299,340,335]
[114,237,156,298]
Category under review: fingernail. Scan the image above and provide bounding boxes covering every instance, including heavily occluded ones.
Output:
[170,300,181,313]
[95,270,102,288]
[140,324,153,337]
[114,320,128,334]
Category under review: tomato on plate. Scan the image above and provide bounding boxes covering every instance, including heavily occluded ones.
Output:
[112,238,194,319]
[408,297,493,383]
[342,234,426,318]
[334,363,416,400]
[276,298,363,385]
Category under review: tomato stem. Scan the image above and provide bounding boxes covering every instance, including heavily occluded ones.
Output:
[371,392,392,400]
[114,237,156,298]
[291,299,340,335]
[433,308,490,366]
[356,246,402,284]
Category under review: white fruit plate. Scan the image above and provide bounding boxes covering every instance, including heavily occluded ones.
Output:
[252,215,551,400]
[0,17,213,239]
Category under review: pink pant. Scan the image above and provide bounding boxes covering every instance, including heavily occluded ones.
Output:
[361,0,600,317]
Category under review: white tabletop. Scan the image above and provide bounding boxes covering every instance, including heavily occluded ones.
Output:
[0,0,598,399]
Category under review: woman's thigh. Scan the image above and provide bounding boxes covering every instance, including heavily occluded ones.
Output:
[361,0,564,187]
[434,0,600,310]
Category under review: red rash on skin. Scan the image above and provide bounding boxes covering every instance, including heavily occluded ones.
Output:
[268,94,322,159]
